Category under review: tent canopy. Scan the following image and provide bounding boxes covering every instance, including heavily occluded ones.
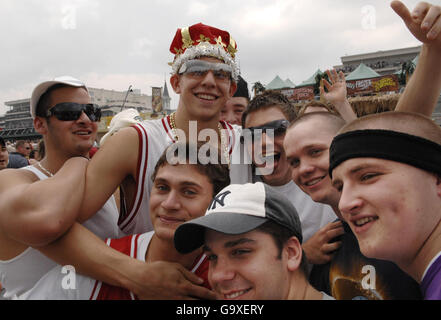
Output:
[297,69,322,87]
[346,63,380,81]
[266,75,294,90]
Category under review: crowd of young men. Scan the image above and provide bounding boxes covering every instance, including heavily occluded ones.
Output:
[0,0,440,301]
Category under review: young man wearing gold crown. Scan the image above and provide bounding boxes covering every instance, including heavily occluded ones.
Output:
[25,23,246,300]
[79,23,246,235]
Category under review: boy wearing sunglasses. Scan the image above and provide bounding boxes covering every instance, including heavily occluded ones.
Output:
[77,22,246,237]
[0,76,217,300]
[241,90,340,265]
[0,77,123,299]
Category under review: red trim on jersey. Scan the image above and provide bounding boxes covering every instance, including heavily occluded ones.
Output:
[89,279,99,300]
[91,235,210,299]
[93,235,139,300]
[220,120,235,155]
[119,124,148,231]
[133,234,140,259]
[191,254,211,290]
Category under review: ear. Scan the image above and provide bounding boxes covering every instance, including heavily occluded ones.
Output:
[170,74,181,94]
[284,236,303,272]
[34,117,48,135]
[229,80,238,98]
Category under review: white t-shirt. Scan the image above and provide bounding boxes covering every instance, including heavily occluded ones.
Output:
[266,180,336,243]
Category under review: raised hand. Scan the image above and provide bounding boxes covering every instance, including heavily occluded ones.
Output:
[302,220,345,265]
[391,1,441,49]
[132,261,217,300]
[320,69,357,122]
[321,69,347,106]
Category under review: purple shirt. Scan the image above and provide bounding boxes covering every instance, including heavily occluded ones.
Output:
[421,253,441,300]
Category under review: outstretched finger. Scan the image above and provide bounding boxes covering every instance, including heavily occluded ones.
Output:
[411,2,431,23]
[391,1,413,26]
[330,68,339,81]
[186,284,217,300]
[425,6,441,40]
[338,71,346,82]
[322,78,332,92]
[323,241,342,254]
[325,70,334,84]
[326,220,343,230]
[327,226,345,241]
[178,265,204,285]
[421,4,441,30]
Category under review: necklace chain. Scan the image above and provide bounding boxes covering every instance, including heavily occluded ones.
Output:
[170,112,230,166]
[36,162,54,177]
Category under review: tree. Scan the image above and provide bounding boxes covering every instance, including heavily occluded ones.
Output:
[399,60,416,85]
[252,82,265,97]
[314,72,330,96]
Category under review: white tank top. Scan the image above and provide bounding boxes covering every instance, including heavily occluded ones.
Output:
[0,165,122,299]
[117,116,249,235]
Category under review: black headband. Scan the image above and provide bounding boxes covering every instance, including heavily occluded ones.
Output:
[329,129,441,178]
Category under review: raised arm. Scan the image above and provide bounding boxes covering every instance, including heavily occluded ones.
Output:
[392,1,441,116]
[77,126,140,222]
[0,157,88,246]
[321,69,357,122]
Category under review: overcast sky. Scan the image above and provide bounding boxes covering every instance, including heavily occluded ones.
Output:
[0,0,426,115]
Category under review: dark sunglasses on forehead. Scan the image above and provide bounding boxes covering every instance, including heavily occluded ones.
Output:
[241,119,290,144]
[43,102,102,122]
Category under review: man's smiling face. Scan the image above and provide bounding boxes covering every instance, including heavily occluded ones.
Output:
[204,229,290,300]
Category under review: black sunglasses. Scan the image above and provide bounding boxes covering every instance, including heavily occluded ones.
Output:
[241,119,290,144]
[43,102,101,122]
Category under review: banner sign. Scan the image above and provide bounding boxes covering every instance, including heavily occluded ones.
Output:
[346,74,399,95]
[283,86,314,101]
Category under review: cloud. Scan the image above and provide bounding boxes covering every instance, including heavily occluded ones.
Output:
[0,0,426,115]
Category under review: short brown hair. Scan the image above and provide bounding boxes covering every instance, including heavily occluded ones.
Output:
[257,220,309,276]
[15,140,28,149]
[298,101,338,117]
[242,90,296,127]
[151,142,230,196]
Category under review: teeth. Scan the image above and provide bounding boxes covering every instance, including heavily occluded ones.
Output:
[197,94,216,100]
[263,152,277,158]
[355,217,376,226]
[76,131,90,135]
[305,177,323,186]
[262,152,280,161]
[225,290,247,299]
